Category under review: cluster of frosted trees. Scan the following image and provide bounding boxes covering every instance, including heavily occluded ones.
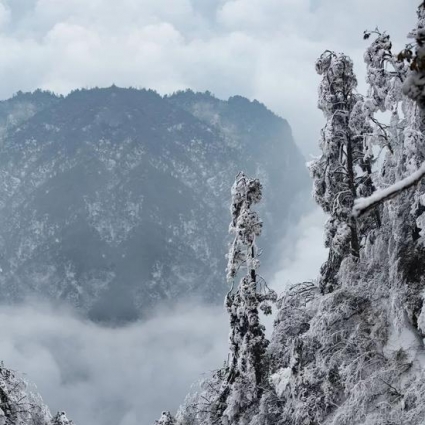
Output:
[0,363,73,425]
[156,3,425,425]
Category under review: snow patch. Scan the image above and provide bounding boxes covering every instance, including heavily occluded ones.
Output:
[270,367,292,397]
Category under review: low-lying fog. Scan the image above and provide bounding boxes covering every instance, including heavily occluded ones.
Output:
[0,209,326,425]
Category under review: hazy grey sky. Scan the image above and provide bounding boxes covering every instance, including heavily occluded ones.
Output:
[0,0,418,154]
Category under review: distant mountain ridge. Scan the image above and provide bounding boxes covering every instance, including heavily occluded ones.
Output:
[0,87,309,322]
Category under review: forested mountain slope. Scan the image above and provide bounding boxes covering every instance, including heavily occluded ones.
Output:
[0,87,309,322]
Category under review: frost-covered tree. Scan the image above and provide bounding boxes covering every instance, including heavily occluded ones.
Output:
[50,412,73,425]
[354,7,425,217]
[348,30,407,221]
[354,9,425,255]
[214,172,276,424]
[153,411,176,425]
[0,363,51,425]
[174,173,277,425]
[263,5,425,425]
[310,51,378,293]
[0,360,75,425]
[351,3,425,337]
[264,5,425,425]
[402,4,425,109]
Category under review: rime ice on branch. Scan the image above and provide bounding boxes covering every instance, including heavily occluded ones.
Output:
[226,172,262,284]
[353,163,425,217]
[402,5,425,108]
[0,362,60,425]
[351,4,425,218]
[219,172,276,425]
[310,51,378,293]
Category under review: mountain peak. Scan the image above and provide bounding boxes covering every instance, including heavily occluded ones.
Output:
[0,87,309,323]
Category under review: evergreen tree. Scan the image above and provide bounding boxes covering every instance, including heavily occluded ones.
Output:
[50,412,73,425]
[154,411,176,425]
[265,5,425,424]
[402,4,425,109]
[218,172,276,425]
[310,51,372,293]
[0,363,51,425]
[355,5,425,218]
[154,173,276,425]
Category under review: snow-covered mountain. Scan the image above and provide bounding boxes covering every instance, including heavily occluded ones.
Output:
[0,87,309,322]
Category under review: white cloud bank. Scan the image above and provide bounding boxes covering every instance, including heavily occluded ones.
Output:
[270,207,327,295]
[0,207,327,425]
[0,0,417,154]
[0,302,228,425]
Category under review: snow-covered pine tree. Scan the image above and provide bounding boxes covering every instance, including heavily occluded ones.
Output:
[264,5,425,425]
[50,412,73,425]
[353,6,425,327]
[153,411,176,425]
[402,3,425,109]
[254,5,425,424]
[351,1,425,354]
[154,173,276,425]
[349,30,407,257]
[309,51,378,294]
[262,20,425,423]
[217,172,276,425]
[0,363,51,425]
[354,5,425,217]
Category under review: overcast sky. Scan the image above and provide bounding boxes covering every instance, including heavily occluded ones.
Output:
[0,0,418,154]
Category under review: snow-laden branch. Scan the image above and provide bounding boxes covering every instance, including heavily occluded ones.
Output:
[352,162,425,217]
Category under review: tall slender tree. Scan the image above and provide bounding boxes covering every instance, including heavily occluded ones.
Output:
[310,51,375,293]
[211,172,276,425]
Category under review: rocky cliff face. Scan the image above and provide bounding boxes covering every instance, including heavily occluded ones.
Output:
[0,87,309,322]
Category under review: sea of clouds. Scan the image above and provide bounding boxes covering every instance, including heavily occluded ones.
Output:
[0,208,326,425]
